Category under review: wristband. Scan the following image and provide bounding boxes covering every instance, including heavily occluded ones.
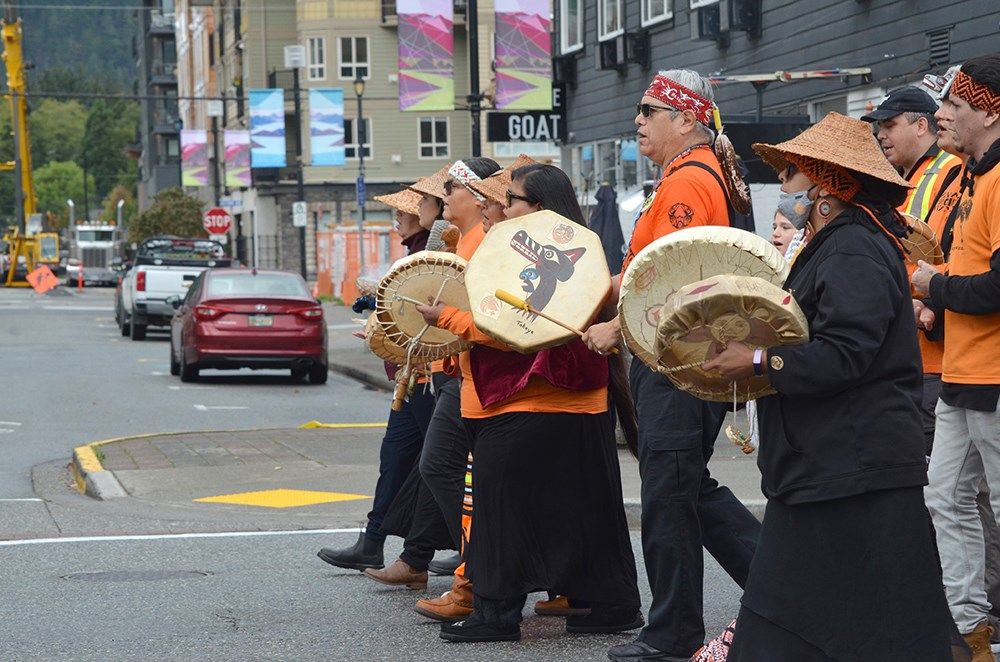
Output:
[752,348,764,376]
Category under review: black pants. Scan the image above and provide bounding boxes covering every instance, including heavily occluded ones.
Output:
[630,360,760,656]
[399,473,455,569]
[365,384,435,542]
[418,375,473,550]
[922,374,941,455]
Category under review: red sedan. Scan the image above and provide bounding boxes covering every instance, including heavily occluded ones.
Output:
[168,268,328,384]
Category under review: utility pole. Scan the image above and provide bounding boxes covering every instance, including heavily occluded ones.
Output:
[292,65,307,280]
[354,76,366,271]
[467,0,481,157]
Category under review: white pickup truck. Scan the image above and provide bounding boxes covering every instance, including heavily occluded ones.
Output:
[119,237,231,340]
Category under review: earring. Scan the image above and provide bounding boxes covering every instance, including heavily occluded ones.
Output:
[818,198,832,219]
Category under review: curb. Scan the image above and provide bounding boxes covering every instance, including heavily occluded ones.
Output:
[328,361,393,392]
[623,498,766,529]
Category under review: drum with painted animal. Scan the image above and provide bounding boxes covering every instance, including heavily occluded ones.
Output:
[465,210,612,352]
[619,226,789,371]
[375,251,471,362]
[900,213,945,266]
[654,274,809,402]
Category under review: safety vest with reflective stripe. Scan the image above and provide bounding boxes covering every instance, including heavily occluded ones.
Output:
[901,149,964,221]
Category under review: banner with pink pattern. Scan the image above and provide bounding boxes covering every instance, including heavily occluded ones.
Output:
[398,0,454,111]
[495,0,552,110]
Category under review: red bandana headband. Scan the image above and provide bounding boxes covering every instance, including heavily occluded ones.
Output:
[644,74,715,126]
[950,70,1000,115]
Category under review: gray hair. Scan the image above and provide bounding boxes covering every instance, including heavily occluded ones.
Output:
[657,69,716,140]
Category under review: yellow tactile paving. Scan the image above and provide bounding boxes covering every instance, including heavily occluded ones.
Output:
[194,488,370,509]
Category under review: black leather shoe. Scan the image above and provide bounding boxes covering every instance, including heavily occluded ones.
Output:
[607,639,690,661]
[317,531,384,570]
[428,552,461,576]
[440,614,520,643]
[567,606,644,634]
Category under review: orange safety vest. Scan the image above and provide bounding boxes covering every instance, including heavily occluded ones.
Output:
[900,149,964,221]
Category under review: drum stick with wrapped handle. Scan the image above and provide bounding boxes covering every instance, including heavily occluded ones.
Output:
[494,289,619,355]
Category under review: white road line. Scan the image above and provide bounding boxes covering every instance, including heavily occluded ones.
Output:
[0,422,22,426]
[0,527,362,547]
[0,430,14,434]
[0,498,43,502]
[327,323,361,330]
[193,404,249,411]
[168,385,214,390]
[151,371,170,376]
[41,306,109,312]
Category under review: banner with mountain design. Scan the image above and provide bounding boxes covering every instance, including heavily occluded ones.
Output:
[495,0,552,110]
[180,129,209,187]
[398,0,454,111]
[309,89,346,166]
[224,130,251,188]
[249,88,286,168]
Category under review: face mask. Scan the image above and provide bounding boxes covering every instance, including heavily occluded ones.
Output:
[776,188,814,230]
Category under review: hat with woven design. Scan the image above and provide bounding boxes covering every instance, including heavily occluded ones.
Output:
[408,164,451,199]
[753,112,910,201]
[468,154,540,204]
[373,188,422,216]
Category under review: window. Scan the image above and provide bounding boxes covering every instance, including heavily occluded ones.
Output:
[307,37,326,80]
[598,0,623,40]
[338,36,369,80]
[418,117,449,159]
[641,0,672,26]
[560,0,583,53]
[344,118,372,159]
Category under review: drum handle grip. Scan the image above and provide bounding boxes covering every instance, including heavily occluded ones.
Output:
[659,360,707,374]
[495,289,619,355]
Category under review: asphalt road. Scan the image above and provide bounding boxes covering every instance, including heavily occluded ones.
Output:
[0,285,746,661]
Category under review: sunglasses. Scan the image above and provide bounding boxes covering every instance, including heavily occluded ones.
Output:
[636,103,674,118]
[443,179,468,195]
[506,189,536,208]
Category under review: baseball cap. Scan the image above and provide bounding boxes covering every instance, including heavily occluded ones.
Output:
[861,86,939,122]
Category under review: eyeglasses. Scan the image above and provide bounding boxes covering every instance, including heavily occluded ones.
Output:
[443,179,467,195]
[506,189,536,208]
[636,103,674,118]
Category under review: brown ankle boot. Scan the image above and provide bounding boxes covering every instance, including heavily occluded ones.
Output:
[963,620,995,662]
[414,575,473,622]
[362,559,427,589]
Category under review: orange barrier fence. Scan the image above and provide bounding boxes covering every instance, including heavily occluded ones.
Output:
[315,227,406,302]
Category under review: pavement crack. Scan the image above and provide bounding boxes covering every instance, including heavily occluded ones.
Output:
[214,608,241,631]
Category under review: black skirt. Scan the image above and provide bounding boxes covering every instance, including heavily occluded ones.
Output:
[729,487,969,662]
[463,411,640,607]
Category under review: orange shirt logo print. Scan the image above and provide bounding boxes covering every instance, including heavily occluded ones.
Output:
[668,202,695,228]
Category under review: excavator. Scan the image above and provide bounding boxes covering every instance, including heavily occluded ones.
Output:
[0,11,58,287]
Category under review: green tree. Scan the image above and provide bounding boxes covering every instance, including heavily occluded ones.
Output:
[129,188,206,244]
[34,161,93,228]
[101,185,138,229]
[83,99,140,204]
[29,99,87,166]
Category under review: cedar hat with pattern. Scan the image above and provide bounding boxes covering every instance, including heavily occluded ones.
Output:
[753,112,910,201]
[373,188,422,216]
[408,164,451,199]
[468,154,540,204]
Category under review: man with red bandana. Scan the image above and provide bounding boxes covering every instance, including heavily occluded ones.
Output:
[583,70,760,662]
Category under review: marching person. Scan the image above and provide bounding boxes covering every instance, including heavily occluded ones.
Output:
[419,163,641,643]
[705,112,966,661]
[913,54,1000,661]
[581,69,760,662]
[862,85,963,221]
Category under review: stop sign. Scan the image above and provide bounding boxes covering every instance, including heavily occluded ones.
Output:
[203,207,232,234]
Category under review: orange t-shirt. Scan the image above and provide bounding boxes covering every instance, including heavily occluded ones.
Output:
[910,160,965,374]
[942,165,1000,384]
[430,223,488,375]
[437,221,607,418]
[621,145,731,272]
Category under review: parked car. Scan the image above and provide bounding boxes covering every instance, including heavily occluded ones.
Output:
[168,268,328,384]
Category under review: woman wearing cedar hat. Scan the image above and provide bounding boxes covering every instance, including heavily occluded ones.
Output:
[704,112,968,661]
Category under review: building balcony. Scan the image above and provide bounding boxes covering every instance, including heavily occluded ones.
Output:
[148,10,175,36]
[380,0,466,25]
[149,60,177,85]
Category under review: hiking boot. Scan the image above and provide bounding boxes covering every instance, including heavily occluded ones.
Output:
[963,620,995,662]
[415,575,473,622]
[566,605,643,634]
[362,559,428,589]
[316,531,383,571]
[535,595,591,617]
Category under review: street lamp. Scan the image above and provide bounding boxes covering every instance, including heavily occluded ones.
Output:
[354,75,366,270]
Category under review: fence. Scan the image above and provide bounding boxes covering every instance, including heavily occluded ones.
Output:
[315,227,406,302]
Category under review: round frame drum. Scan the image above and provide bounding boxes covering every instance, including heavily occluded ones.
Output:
[375,251,471,362]
[619,226,789,370]
[654,274,809,401]
[465,210,612,352]
[900,213,945,266]
[364,314,409,364]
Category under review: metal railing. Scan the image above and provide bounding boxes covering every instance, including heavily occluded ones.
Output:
[149,10,175,31]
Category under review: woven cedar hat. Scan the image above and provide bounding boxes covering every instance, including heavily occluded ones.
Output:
[408,164,451,199]
[373,188,422,216]
[753,112,910,201]
[467,154,540,204]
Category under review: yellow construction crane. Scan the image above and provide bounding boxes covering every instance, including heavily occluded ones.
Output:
[1,14,53,287]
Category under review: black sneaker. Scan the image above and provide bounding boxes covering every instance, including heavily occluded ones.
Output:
[316,531,384,570]
[606,639,690,661]
[440,614,520,643]
[428,552,462,576]
[567,606,644,634]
